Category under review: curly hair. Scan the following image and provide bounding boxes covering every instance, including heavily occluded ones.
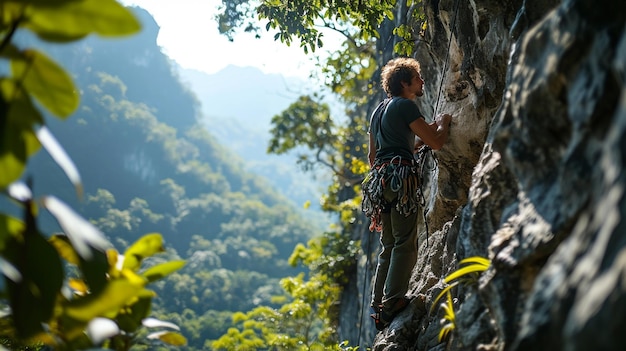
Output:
[381,57,421,97]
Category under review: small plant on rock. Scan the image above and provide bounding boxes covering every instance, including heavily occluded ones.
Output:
[438,291,455,342]
[431,256,490,343]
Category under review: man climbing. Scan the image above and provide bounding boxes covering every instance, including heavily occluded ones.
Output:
[362,57,452,330]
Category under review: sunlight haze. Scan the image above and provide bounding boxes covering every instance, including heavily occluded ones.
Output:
[121,0,339,79]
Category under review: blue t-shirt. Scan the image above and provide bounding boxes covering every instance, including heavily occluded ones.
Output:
[369,97,424,161]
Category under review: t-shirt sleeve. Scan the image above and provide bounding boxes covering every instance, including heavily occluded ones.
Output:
[368,100,387,134]
[367,108,375,134]
[398,99,424,125]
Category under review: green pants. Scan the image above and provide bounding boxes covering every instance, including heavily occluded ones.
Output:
[371,185,419,310]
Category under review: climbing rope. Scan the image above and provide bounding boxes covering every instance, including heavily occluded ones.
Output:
[433,0,461,115]
[357,229,373,345]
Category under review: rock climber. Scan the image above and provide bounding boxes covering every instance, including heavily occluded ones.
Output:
[362,57,452,330]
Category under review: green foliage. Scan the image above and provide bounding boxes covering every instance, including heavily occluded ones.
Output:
[21,0,140,42]
[11,48,79,117]
[219,0,397,53]
[268,95,339,171]
[1,219,186,349]
[59,234,186,348]
[211,274,342,351]
[211,231,360,350]
[392,5,427,56]
[289,231,359,285]
[0,1,186,350]
[320,41,377,102]
[430,256,490,314]
[1,204,64,341]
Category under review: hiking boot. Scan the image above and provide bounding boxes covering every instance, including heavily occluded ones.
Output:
[379,297,410,327]
[370,304,386,331]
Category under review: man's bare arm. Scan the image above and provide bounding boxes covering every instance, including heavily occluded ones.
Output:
[409,114,452,150]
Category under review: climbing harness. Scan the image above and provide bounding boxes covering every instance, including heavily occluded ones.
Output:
[361,146,436,242]
[361,155,422,232]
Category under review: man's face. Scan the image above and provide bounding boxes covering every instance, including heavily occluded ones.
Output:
[412,72,425,97]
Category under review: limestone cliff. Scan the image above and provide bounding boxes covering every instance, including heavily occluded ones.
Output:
[342,0,626,349]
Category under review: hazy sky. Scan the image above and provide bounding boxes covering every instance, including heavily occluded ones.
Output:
[121,0,341,79]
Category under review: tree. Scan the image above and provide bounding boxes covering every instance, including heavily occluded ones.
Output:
[211,231,360,350]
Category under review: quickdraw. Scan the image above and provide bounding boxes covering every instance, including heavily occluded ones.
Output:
[415,145,436,247]
[361,155,421,232]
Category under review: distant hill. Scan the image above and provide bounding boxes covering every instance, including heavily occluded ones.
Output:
[178,66,333,221]
[179,65,308,129]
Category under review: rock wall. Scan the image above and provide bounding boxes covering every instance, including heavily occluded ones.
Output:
[349,0,626,350]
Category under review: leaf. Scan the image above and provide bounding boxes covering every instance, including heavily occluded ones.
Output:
[49,234,80,265]
[6,181,32,202]
[122,233,164,271]
[459,256,490,267]
[443,263,488,284]
[86,317,119,344]
[5,208,64,339]
[118,269,147,290]
[16,0,83,5]
[24,0,141,41]
[147,331,187,346]
[443,291,455,321]
[142,317,180,330]
[11,49,79,117]
[384,9,395,20]
[0,256,21,283]
[141,260,185,283]
[116,295,152,332]
[431,256,491,314]
[41,196,112,260]
[437,292,456,342]
[36,126,83,198]
[429,281,459,315]
[0,79,43,188]
[438,323,454,342]
[80,244,111,295]
[68,278,89,294]
[0,213,24,252]
[64,280,143,322]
